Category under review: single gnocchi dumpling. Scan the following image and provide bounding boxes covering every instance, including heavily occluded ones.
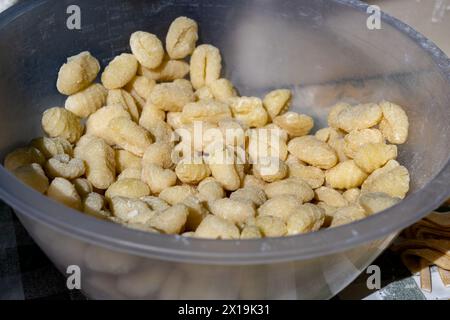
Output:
[194,215,240,239]
[287,162,325,189]
[288,136,338,169]
[208,78,237,102]
[158,185,197,205]
[353,143,398,173]
[45,154,85,180]
[29,137,72,159]
[359,192,401,215]
[263,89,292,120]
[273,112,314,138]
[166,17,199,60]
[258,195,303,222]
[149,204,189,234]
[141,164,177,194]
[42,107,84,144]
[343,128,384,159]
[328,102,382,132]
[65,83,108,118]
[325,160,368,189]
[150,79,195,112]
[130,31,165,69]
[13,163,49,194]
[74,135,116,190]
[209,198,256,225]
[255,215,287,237]
[228,96,268,128]
[110,196,155,224]
[264,177,314,203]
[57,51,100,95]
[175,158,211,184]
[190,44,222,89]
[138,57,190,82]
[230,187,267,208]
[105,178,150,201]
[106,89,140,123]
[101,53,138,90]
[4,147,45,172]
[315,186,348,208]
[361,160,410,199]
[378,101,409,144]
[47,177,82,210]
[286,204,325,235]
[330,205,367,227]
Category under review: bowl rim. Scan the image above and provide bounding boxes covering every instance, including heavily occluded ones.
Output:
[0,0,450,264]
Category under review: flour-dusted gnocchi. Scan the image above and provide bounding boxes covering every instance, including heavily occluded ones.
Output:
[5,16,415,239]
[315,186,348,208]
[228,96,268,128]
[273,112,314,138]
[210,198,256,225]
[194,215,240,239]
[102,53,138,90]
[207,146,242,191]
[263,89,291,120]
[258,195,303,222]
[175,158,211,184]
[182,99,231,124]
[359,192,401,215]
[57,51,100,95]
[130,31,165,69]
[107,117,153,156]
[343,128,384,159]
[138,57,190,82]
[379,101,409,144]
[13,163,49,194]
[288,136,338,169]
[86,105,132,145]
[353,143,398,173]
[150,79,195,112]
[209,78,237,102]
[190,44,222,89]
[264,177,314,203]
[255,215,287,237]
[361,160,410,199]
[105,178,150,201]
[106,89,140,122]
[74,135,116,190]
[287,162,324,189]
[159,185,197,205]
[65,83,108,118]
[325,160,368,189]
[286,204,325,235]
[166,17,199,59]
[230,187,267,207]
[42,107,84,144]
[141,164,177,194]
[47,177,82,210]
[4,147,45,172]
[45,154,85,179]
[330,205,367,227]
[328,102,382,132]
[30,137,72,159]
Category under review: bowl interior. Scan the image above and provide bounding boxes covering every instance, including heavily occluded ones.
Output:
[0,0,449,262]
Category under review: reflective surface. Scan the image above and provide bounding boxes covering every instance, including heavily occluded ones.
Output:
[0,0,449,299]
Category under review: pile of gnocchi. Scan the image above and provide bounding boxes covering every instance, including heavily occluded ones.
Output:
[3,17,410,239]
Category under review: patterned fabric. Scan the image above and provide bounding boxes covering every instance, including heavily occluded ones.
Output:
[0,201,85,300]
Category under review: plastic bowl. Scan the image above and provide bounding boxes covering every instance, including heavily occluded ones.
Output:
[0,0,449,299]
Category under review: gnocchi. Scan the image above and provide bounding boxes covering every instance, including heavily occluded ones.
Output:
[4,16,414,240]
